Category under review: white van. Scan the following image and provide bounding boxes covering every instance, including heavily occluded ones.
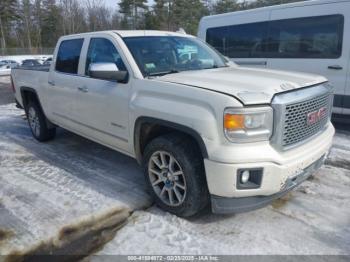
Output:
[198,0,350,116]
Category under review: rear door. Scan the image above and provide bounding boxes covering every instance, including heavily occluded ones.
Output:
[267,2,350,114]
[205,10,270,67]
[47,38,84,126]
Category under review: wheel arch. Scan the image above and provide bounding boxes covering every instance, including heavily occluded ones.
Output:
[20,86,54,128]
[134,116,209,164]
[20,86,43,112]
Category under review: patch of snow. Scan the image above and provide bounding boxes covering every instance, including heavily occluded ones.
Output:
[0,104,152,256]
[96,165,350,255]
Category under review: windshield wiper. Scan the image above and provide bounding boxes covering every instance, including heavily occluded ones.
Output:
[147,69,180,77]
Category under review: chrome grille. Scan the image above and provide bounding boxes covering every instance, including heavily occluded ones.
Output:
[282,92,331,147]
[271,84,333,150]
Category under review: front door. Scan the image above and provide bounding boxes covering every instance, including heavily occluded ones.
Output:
[73,36,131,153]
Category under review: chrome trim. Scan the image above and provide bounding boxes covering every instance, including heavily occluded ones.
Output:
[271,84,334,151]
[111,122,126,129]
[235,61,267,66]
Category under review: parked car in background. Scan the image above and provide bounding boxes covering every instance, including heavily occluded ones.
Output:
[21,59,42,67]
[0,60,18,68]
[11,30,334,217]
[198,0,350,117]
[0,60,18,76]
[43,57,52,65]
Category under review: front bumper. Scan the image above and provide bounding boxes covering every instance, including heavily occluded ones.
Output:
[204,123,334,213]
[211,155,325,214]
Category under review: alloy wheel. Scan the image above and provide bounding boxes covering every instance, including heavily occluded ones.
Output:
[28,107,40,137]
[148,151,187,206]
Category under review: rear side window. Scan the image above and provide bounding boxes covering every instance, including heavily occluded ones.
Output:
[268,15,344,58]
[206,21,268,58]
[55,39,84,74]
[206,14,344,59]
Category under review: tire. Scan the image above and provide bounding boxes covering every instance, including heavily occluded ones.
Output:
[26,100,56,142]
[142,133,209,217]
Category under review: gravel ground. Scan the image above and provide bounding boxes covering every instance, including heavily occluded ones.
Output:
[0,78,349,258]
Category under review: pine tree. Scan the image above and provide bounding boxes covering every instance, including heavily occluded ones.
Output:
[41,0,62,47]
[119,0,148,29]
[0,0,18,49]
[152,0,168,30]
[213,0,239,14]
[247,0,305,9]
[171,0,209,35]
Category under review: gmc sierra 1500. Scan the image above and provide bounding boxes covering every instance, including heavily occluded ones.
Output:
[11,30,335,217]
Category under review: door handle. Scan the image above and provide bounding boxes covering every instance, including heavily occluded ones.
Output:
[328,65,343,70]
[48,80,55,86]
[77,86,88,93]
[236,61,267,66]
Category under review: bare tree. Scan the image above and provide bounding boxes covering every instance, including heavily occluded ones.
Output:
[86,0,112,31]
[33,0,43,49]
[60,0,86,34]
[20,0,33,50]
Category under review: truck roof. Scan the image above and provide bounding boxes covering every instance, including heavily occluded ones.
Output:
[115,30,192,38]
[59,30,192,40]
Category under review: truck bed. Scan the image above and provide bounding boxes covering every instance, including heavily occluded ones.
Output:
[16,65,50,72]
[12,66,50,108]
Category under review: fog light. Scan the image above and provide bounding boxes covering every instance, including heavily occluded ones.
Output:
[241,170,250,184]
[237,168,263,189]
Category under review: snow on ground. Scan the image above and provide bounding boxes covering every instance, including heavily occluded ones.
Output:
[0,77,349,257]
[95,129,350,255]
[0,103,152,257]
[0,76,13,105]
[95,163,350,255]
[327,131,350,170]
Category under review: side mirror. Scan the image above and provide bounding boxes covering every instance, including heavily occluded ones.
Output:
[89,63,128,83]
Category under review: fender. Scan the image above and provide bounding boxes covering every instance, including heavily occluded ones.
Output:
[134,116,209,163]
[20,86,42,111]
[20,86,55,128]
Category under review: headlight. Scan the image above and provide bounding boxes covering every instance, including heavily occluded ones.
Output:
[224,107,273,142]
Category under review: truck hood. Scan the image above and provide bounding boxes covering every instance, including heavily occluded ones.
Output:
[156,66,327,105]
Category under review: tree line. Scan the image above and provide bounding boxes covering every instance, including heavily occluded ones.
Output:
[0,0,304,51]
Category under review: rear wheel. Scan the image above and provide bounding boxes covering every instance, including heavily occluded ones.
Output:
[26,101,56,142]
[143,134,209,217]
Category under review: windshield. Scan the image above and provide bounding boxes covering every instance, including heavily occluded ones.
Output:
[123,36,227,77]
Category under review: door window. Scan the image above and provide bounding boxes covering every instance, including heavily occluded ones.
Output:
[85,38,127,76]
[206,22,269,58]
[55,39,84,74]
[268,15,344,58]
[206,14,344,59]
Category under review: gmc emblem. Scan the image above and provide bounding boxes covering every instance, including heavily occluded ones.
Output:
[307,107,327,125]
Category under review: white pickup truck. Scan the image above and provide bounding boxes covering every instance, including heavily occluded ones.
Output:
[11,30,335,217]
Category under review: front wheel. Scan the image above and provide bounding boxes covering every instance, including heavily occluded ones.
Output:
[142,134,209,217]
[26,101,56,142]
